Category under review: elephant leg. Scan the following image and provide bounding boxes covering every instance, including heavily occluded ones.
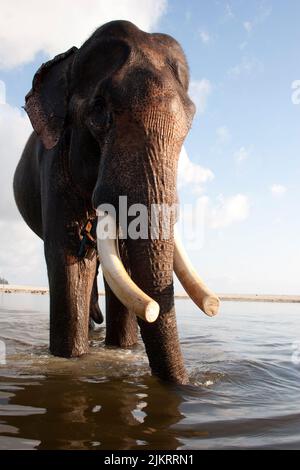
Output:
[45,241,97,358]
[89,264,104,328]
[104,278,138,348]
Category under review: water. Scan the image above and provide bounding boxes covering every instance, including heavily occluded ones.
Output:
[0,293,299,450]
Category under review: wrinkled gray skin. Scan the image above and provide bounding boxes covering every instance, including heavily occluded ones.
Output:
[13,21,195,384]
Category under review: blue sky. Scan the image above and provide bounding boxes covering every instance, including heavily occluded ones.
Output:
[0,0,299,294]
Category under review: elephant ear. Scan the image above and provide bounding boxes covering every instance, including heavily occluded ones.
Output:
[25,46,78,150]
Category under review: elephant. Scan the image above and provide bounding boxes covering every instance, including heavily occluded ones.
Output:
[13,20,219,384]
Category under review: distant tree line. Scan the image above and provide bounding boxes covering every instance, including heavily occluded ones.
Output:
[0,277,8,285]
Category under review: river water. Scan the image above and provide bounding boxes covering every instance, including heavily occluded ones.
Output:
[0,293,299,450]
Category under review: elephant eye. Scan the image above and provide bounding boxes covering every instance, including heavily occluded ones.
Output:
[88,97,112,130]
[168,59,189,90]
[92,96,105,112]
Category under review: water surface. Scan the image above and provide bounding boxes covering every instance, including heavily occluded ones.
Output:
[0,293,299,450]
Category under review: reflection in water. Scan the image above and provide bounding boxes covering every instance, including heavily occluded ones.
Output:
[0,375,184,450]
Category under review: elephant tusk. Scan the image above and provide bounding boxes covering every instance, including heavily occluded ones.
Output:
[174,228,220,317]
[96,212,159,323]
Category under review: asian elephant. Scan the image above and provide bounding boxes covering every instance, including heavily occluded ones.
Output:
[13,21,219,384]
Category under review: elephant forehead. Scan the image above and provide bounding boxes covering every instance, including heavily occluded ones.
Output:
[91,20,143,41]
[74,20,186,76]
[73,38,130,74]
[94,20,185,58]
[71,39,131,94]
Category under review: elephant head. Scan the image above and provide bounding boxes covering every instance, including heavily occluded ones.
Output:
[25,21,219,384]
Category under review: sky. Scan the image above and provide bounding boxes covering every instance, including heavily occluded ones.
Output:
[0,0,299,294]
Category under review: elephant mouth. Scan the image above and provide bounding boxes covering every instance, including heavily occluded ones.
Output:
[96,211,220,323]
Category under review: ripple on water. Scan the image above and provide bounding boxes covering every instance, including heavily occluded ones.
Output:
[0,296,300,449]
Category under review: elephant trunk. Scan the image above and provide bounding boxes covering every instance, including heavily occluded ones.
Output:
[130,140,189,383]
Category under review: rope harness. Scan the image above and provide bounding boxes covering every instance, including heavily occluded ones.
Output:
[78,218,98,260]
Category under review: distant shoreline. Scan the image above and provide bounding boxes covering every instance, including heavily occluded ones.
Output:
[1,284,299,303]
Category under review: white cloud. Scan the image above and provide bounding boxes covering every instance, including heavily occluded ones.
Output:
[177,150,250,246]
[178,147,214,193]
[234,146,249,162]
[228,57,262,79]
[0,103,31,219]
[209,194,250,229]
[177,192,250,249]
[243,21,253,32]
[0,0,167,69]
[189,79,212,114]
[0,220,45,285]
[270,184,287,196]
[0,102,47,284]
[216,126,231,144]
[242,5,272,34]
[199,30,210,44]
